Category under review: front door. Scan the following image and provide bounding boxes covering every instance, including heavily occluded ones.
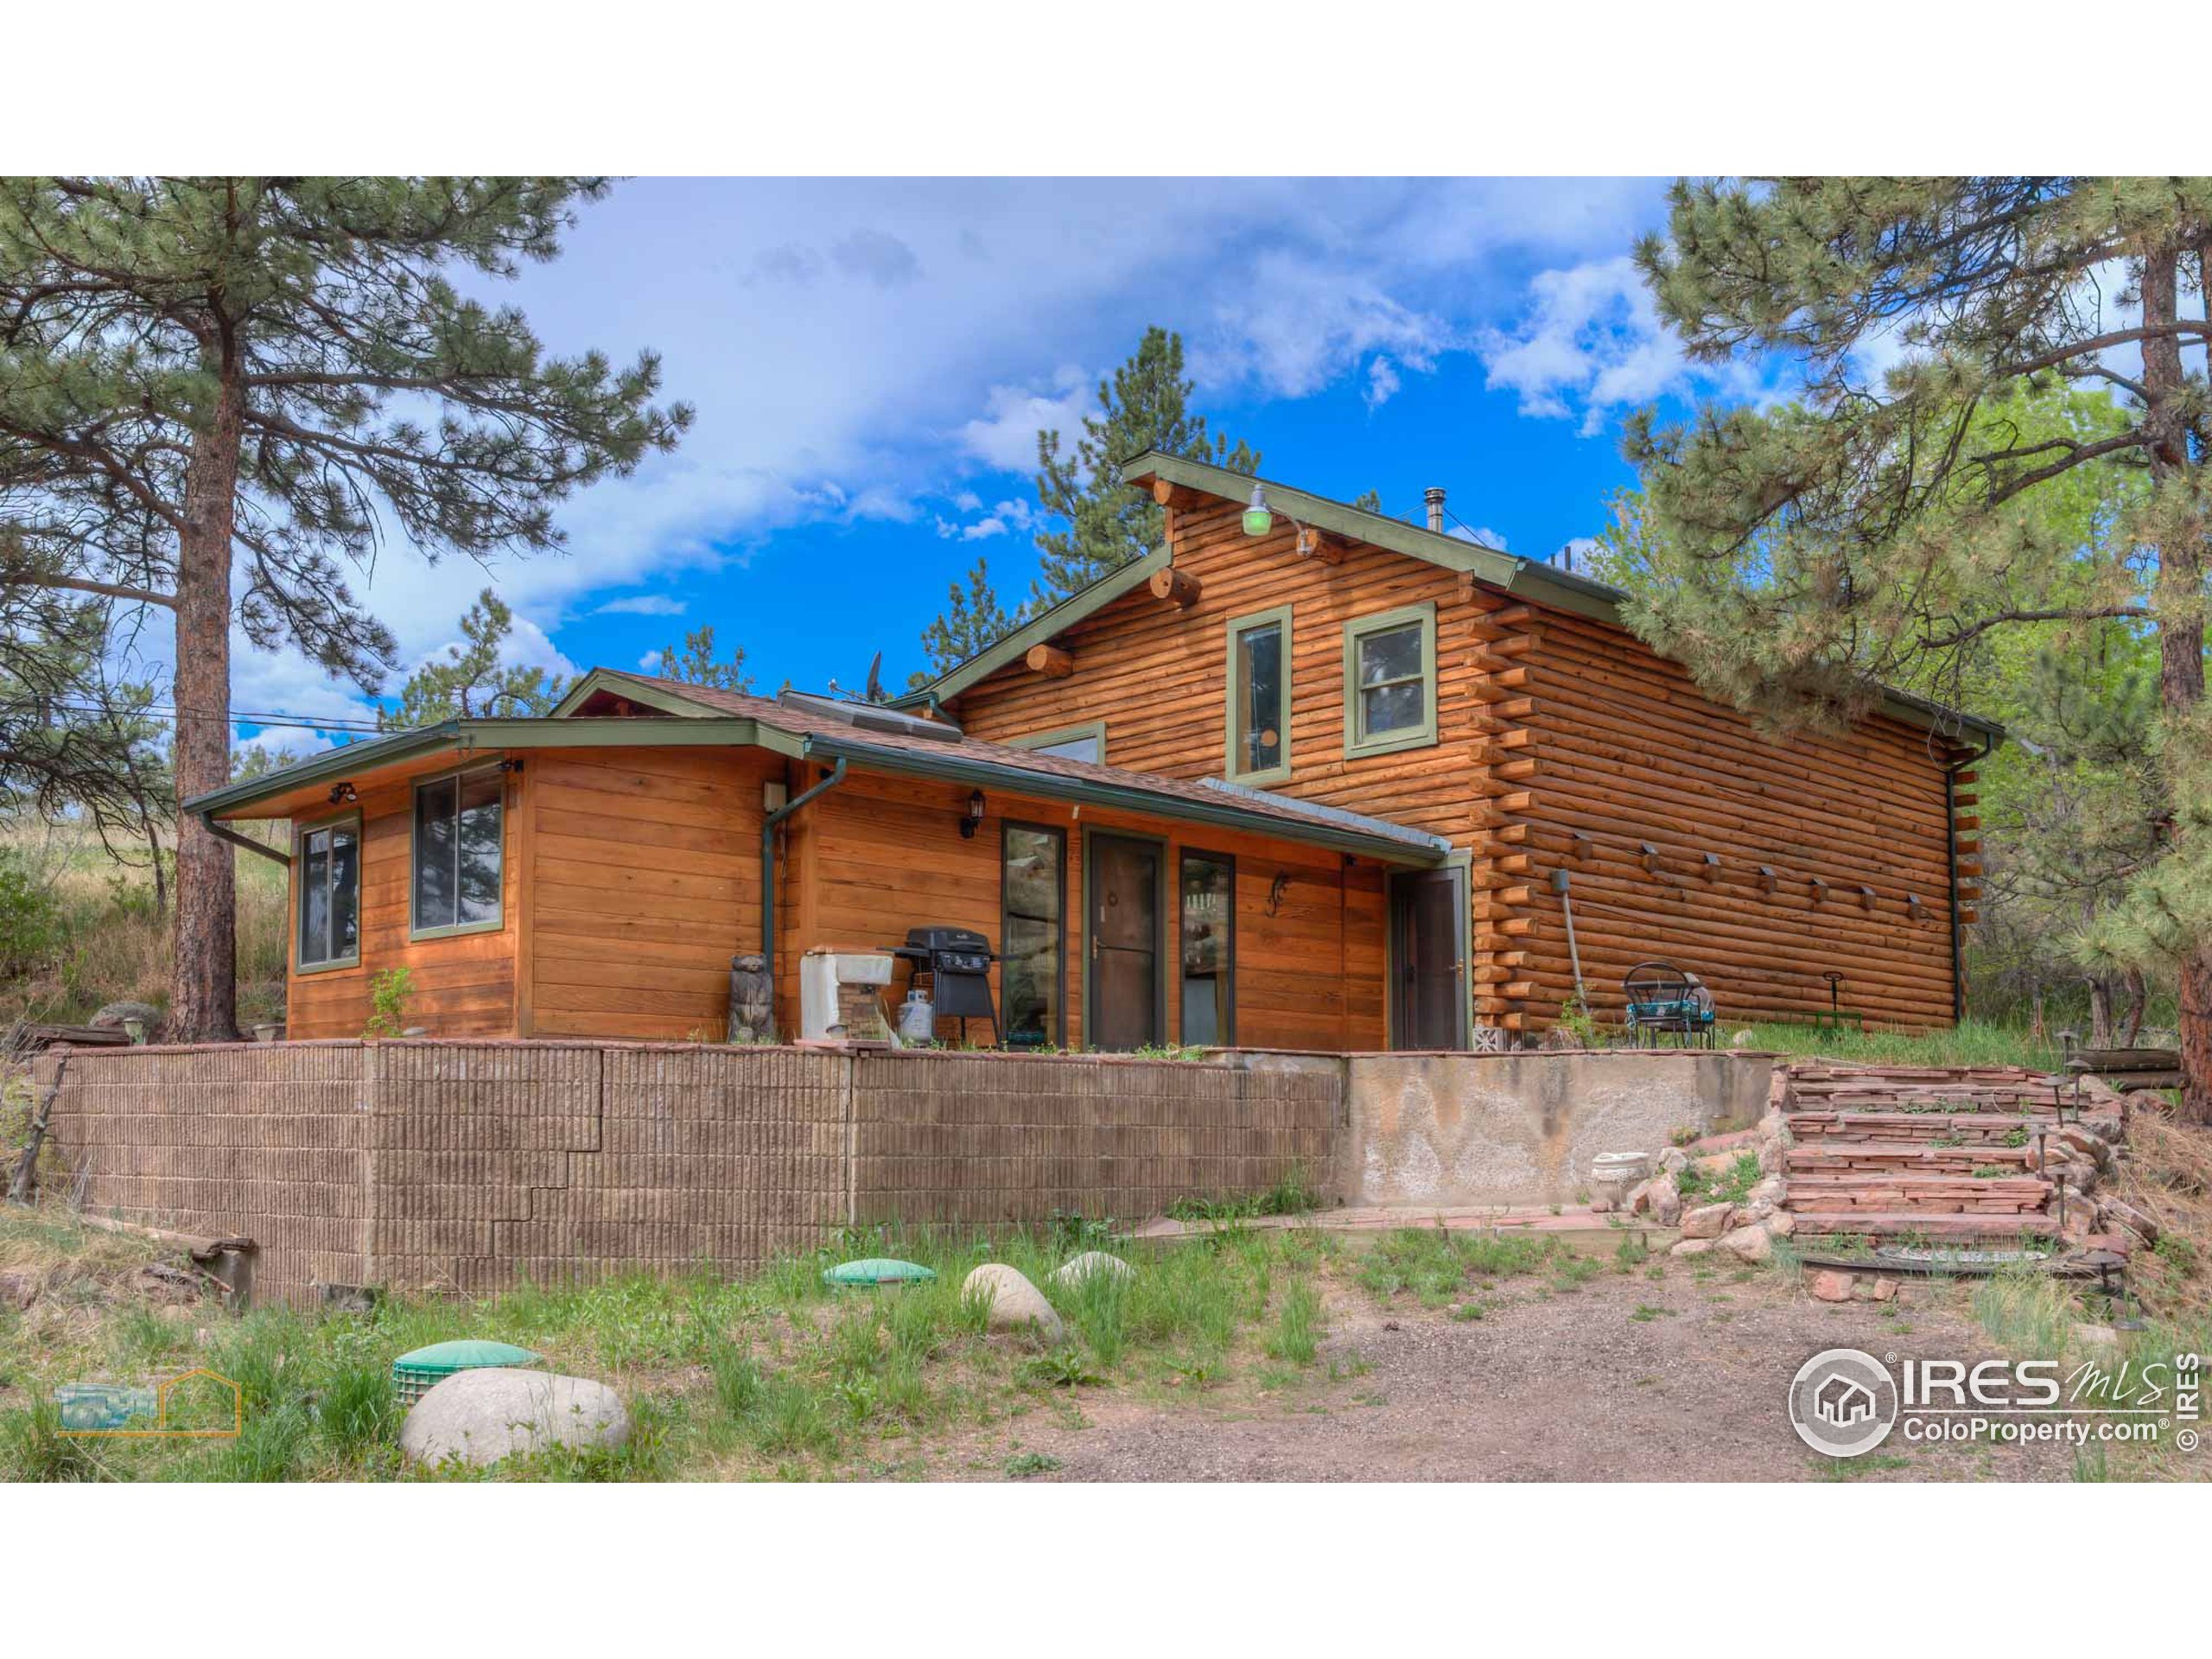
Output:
[1389,868,1466,1049]
[1087,834,1163,1050]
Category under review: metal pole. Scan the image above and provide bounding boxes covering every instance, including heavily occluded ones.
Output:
[1552,868,1586,1004]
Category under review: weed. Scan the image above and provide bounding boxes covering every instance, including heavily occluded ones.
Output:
[1263,1279,1321,1366]
[362,967,416,1039]
[1629,1304,1675,1322]
[1004,1451,1062,1478]
[1450,1302,1484,1322]
[1613,1232,1651,1274]
[1017,1347,1102,1389]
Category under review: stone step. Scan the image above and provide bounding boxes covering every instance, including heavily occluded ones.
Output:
[1782,1173,2050,1215]
[1785,1145,2043,1176]
[1788,1111,2057,1145]
[1785,1211,2063,1241]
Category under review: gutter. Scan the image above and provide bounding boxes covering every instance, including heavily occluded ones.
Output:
[199,810,291,868]
[760,758,849,1020]
[1943,731,1999,1023]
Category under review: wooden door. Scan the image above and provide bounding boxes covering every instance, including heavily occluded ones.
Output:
[1389,868,1465,1050]
[1088,834,1162,1051]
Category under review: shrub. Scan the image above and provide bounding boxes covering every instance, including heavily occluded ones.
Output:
[363,968,416,1039]
[0,844,60,980]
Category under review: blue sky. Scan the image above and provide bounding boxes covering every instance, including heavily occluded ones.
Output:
[231,176,1765,750]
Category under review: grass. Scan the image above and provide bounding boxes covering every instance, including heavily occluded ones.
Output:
[1354,1224,1560,1308]
[0,822,289,1029]
[0,1200,1347,1482]
[1675,1151,1762,1211]
[1738,1017,2063,1072]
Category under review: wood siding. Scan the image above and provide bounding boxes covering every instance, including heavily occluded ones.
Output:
[947,495,1967,1034]
[779,764,1387,1052]
[285,767,522,1040]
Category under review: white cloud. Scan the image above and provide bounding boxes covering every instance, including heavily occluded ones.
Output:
[593,594,688,616]
[1449,524,1507,550]
[959,370,1090,471]
[1478,256,1687,435]
[637,649,664,673]
[1364,356,1402,408]
[934,498,1037,543]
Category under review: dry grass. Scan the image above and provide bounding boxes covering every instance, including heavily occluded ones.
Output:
[2113,1109,2212,1322]
[0,820,289,1027]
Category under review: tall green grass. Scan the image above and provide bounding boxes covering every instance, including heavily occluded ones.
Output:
[1739,1018,2063,1072]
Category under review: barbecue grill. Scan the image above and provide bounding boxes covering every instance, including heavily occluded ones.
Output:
[891,926,1001,1046]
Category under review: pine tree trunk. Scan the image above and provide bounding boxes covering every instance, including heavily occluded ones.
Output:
[2088,977,2114,1051]
[2140,250,2212,1125]
[2121,969,2147,1048]
[166,359,244,1045]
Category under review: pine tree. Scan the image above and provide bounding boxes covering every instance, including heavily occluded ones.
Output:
[382,588,567,729]
[1624,177,2212,1120]
[917,557,1025,679]
[1031,327,1258,602]
[652,625,752,692]
[0,178,688,1039]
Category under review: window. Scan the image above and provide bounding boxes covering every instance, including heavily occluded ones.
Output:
[296,819,360,971]
[1343,601,1438,758]
[1001,823,1065,1047]
[1179,850,1235,1046]
[1008,721,1106,765]
[411,767,504,938]
[1224,604,1293,785]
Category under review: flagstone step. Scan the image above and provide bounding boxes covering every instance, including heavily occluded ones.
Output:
[1785,1211,2063,1242]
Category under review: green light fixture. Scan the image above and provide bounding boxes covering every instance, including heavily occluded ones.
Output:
[1242,482,1274,537]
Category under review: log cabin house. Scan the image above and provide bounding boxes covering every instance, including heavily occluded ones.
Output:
[889,451,2002,1044]
[188,454,1997,1052]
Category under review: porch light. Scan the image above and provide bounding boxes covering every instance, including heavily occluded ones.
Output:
[959,788,985,839]
[1242,483,1274,537]
[327,781,358,805]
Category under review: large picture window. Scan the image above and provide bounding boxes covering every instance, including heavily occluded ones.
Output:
[1224,604,1293,785]
[412,767,504,938]
[1179,850,1235,1047]
[1001,823,1065,1047]
[1343,601,1438,758]
[296,819,360,971]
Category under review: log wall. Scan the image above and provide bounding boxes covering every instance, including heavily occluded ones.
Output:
[945,495,1969,1034]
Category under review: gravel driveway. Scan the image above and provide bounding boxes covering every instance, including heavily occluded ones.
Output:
[969,1258,2077,1482]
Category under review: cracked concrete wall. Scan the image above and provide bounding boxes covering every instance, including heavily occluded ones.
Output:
[1340,1051,1775,1208]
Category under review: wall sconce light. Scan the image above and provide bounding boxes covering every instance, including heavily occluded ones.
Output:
[1266,871,1292,917]
[1240,482,1319,558]
[328,781,358,805]
[959,789,985,839]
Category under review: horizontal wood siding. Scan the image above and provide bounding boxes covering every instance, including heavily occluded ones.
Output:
[526,747,775,1041]
[785,766,1385,1052]
[285,769,522,1040]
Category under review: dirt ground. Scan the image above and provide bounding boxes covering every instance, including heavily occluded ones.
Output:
[950,1259,2080,1482]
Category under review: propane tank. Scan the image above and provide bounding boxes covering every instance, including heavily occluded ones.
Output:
[896,987,936,1045]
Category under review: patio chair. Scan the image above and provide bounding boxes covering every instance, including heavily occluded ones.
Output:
[1622,961,1717,1049]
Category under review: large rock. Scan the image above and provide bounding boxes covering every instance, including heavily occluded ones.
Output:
[90,1001,163,1041]
[1050,1251,1134,1289]
[1719,1224,1773,1264]
[1681,1202,1735,1240]
[963,1264,1066,1340]
[1808,1269,1856,1304]
[399,1369,629,1467]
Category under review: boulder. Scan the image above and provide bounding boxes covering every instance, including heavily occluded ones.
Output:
[1657,1147,1690,1175]
[1629,1174,1682,1226]
[1869,1277,1900,1304]
[1670,1238,1715,1259]
[963,1264,1066,1340]
[1809,1269,1856,1304]
[90,1001,163,1042]
[1719,1224,1773,1265]
[2072,1322,2119,1348]
[399,1369,629,1467]
[1681,1202,1735,1240]
[2099,1197,2161,1245]
[1764,1210,1796,1239]
[1050,1251,1134,1289]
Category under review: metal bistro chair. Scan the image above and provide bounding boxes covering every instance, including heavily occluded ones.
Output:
[1622,961,1717,1049]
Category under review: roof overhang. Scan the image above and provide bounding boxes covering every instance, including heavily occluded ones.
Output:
[908,448,2002,747]
[187,692,1446,865]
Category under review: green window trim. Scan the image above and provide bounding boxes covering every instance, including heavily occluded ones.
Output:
[1006,720,1108,765]
[293,811,362,975]
[1343,600,1439,760]
[1224,602,1294,787]
[409,762,508,943]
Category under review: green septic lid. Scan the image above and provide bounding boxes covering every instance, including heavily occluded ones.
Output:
[822,1258,938,1288]
[393,1339,539,1376]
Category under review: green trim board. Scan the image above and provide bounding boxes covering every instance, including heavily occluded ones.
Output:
[1223,601,1294,788]
[1115,448,2006,746]
[291,810,362,976]
[547,667,734,720]
[1383,851,1474,1052]
[886,547,1169,709]
[1006,720,1108,763]
[1342,600,1439,760]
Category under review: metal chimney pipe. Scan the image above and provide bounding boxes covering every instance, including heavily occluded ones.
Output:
[1423,487,1446,533]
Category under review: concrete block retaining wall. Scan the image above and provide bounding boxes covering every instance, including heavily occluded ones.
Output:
[35,1040,1773,1304]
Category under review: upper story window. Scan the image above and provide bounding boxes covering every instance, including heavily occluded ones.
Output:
[1343,601,1439,759]
[1224,603,1293,786]
[1008,721,1106,766]
[296,818,360,971]
[412,766,504,939]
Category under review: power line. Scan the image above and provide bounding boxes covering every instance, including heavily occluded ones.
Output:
[43,699,389,736]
